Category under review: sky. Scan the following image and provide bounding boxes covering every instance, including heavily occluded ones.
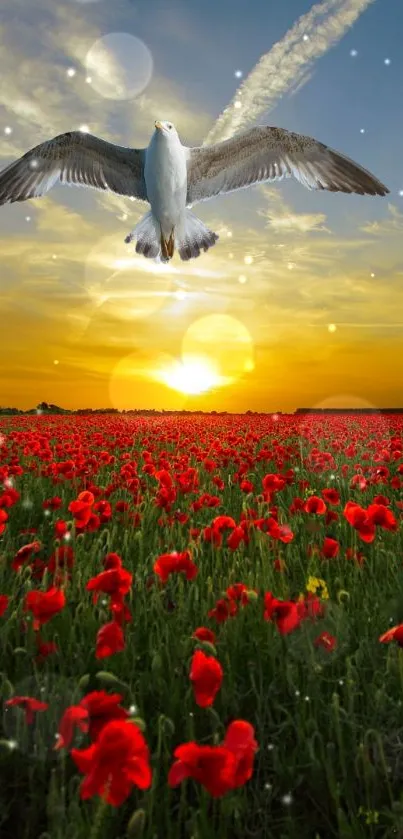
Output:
[0,0,402,413]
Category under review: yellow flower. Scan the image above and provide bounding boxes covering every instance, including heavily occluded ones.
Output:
[306,576,329,600]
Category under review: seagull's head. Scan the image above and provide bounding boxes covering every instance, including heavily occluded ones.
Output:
[154,120,179,142]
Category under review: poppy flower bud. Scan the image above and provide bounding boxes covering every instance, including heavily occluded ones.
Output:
[126,809,146,837]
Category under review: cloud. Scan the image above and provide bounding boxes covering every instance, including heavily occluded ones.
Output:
[204,0,377,144]
[360,203,403,235]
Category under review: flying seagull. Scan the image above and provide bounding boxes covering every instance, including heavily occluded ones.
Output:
[0,120,389,263]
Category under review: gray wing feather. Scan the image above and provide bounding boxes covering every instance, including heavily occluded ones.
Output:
[186,126,389,205]
[0,131,148,204]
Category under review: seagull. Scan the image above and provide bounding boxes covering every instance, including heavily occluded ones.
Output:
[0,120,389,263]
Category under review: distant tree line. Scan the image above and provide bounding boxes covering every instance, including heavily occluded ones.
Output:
[0,403,402,417]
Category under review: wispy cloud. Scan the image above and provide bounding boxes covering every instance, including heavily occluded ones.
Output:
[204,0,377,144]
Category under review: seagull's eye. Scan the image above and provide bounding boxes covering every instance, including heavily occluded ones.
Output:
[168,124,172,130]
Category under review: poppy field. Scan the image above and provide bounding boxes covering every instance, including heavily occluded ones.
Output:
[1,410,403,839]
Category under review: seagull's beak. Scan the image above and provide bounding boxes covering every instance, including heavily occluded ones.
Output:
[155,121,163,132]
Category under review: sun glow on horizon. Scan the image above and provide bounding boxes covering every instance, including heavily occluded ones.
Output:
[156,356,224,395]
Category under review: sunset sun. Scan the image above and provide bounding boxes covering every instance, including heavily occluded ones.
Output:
[158,357,221,395]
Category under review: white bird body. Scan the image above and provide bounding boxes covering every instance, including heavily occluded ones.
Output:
[0,117,389,263]
[144,122,187,239]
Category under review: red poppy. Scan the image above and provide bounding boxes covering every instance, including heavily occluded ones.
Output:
[343,502,376,543]
[379,624,403,646]
[153,551,197,583]
[367,503,398,532]
[208,598,238,623]
[193,627,216,644]
[71,719,152,806]
[168,743,236,797]
[0,595,9,617]
[24,586,66,630]
[168,719,257,797]
[314,631,337,652]
[321,488,340,505]
[321,537,340,559]
[223,720,258,788]
[95,621,125,659]
[54,705,89,750]
[263,592,302,635]
[190,650,223,707]
[12,540,42,572]
[86,567,133,601]
[226,583,250,605]
[4,695,49,725]
[0,509,8,535]
[304,496,327,515]
[81,690,130,741]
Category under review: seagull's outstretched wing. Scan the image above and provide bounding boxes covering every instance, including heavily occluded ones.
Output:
[0,131,148,205]
[185,126,389,205]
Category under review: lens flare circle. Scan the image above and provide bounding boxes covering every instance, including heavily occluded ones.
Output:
[85,33,153,100]
[181,314,254,384]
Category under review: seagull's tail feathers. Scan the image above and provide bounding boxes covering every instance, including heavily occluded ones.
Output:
[176,210,219,261]
[131,211,162,261]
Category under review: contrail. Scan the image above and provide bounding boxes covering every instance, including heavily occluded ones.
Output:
[203,0,377,145]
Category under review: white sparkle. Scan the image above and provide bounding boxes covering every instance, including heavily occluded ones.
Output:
[21,498,33,509]
[287,262,296,270]
[226,230,232,238]
[282,793,293,806]
[384,58,391,65]
[52,254,57,260]
[53,360,59,365]
[25,216,31,222]
[174,290,187,301]
[267,743,274,751]
[129,704,137,714]
[328,323,336,333]
[234,101,242,109]
[29,159,39,170]
[370,272,375,278]
[121,214,128,221]
[399,190,403,197]
[303,34,309,42]
[238,275,247,284]
[305,695,310,701]
[44,510,51,517]
[64,532,71,541]
[330,473,336,480]
[4,478,13,488]
[234,70,243,78]
[7,740,18,751]
[85,76,92,84]
[360,128,365,134]
[79,124,90,134]
[264,782,272,790]
[4,125,13,135]
[350,49,358,57]
[295,689,300,697]
[67,67,76,78]
[244,255,253,265]
[339,679,344,685]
